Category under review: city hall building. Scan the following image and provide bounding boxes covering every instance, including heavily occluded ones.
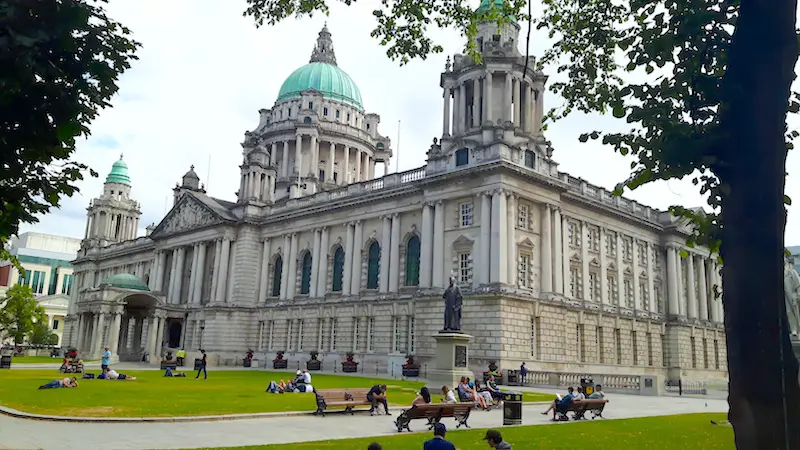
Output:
[63,10,726,381]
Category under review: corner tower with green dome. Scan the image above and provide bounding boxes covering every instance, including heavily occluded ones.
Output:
[241,24,393,203]
[82,154,142,247]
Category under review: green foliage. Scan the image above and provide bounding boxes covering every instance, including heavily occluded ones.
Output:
[0,0,140,244]
[0,285,46,344]
[534,0,797,258]
[28,321,59,345]
[242,0,527,64]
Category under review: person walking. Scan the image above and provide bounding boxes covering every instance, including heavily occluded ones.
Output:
[424,423,456,450]
[101,346,112,373]
[195,349,208,380]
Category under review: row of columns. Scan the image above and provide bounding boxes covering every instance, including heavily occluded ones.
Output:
[75,310,167,361]
[240,167,276,203]
[666,247,723,322]
[149,238,232,304]
[86,210,139,241]
[273,135,376,186]
[443,71,544,136]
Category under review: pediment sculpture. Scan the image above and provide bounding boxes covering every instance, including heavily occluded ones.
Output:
[156,197,220,236]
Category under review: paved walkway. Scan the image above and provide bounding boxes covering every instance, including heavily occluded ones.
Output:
[0,390,727,450]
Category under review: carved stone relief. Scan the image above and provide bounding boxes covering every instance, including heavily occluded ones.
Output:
[158,198,219,236]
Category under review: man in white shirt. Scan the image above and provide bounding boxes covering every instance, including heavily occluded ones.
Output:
[302,370,312,384]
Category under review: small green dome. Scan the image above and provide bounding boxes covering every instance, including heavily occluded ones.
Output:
[105,155,131,186]
[101,273,149,291]
[476,0,517,21]
[277,62,363,110]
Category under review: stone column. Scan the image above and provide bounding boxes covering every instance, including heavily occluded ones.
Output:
[287,233,299,299]
[270,142,278,166]
[317,227,329,297]
[380,216,391,292]
[599,228,608,304]
[156,251,167,292]
[443,87,452,135]
[76,314,86,352]
[485,71,493,123]
[697,255,708,320]
[339,145,350,185]
[535,84,544,134]
[259,239,271,303]
[280,234,291,300]
[282,140,290,178]
[311,228,322,296]
[310,135,318,177]
[666,247,679,315]
[155,317,165,356]
[209,239,222,303]
[126,316,136,351]
[507,193,517,286]
[525,83,533,132]
[540,204,552,292]
[553,207,563,294]
[490,190,507,284]
[167,249,178,301]
[187,245,199,306]
[647,244,656,311]
[351,221,364,293]
[420,203,434,288]
[149,252,159,290]
[215,238,231,302]
[343,223,354,295]
[676,253,684,315]
[146,316,158,360]
[327,142,335,182]
[362,152,370,180]
[512,78,521,127]
[432,201,445,287]
[295,134,303,176]
[580,221,590,300]
[686,253,697,318]
[505,73,513,122]
[632,240,641,309]
[355,149,362,182]
[453,87,461,134]
[174,247,186,304]
[92,313,105,358]
[479,193,491,285]
[561,216,571,295]
[389,213,401,292]
[459,84,467,131]
[716,263,724,322]
[472,77,481,128]
[613,233,623,305]
[108,312,122,356]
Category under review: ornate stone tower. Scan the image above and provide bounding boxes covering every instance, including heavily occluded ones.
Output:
[83,155,142,247]
[237,141,277,204]
[427,0,552,176]
[173,165,207,204]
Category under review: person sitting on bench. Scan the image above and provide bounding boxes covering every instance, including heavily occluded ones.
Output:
[412,386,432,405]
[588,384,605,399]
[473,380,494,407]
[541,387,575,416]
[485,376,503,405]
[367,384,390,416]
[441,385,458,404]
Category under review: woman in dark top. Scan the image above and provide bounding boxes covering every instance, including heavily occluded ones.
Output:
[412,386,432,405]
[195,349,207,380]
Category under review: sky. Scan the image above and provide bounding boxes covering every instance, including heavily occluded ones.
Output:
[19,0,800,244]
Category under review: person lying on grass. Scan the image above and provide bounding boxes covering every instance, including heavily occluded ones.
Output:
[39,377,79,389]
[106,369,136,380]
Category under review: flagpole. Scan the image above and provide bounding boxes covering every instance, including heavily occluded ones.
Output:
[206,154,211,191]
[396,119,401,174]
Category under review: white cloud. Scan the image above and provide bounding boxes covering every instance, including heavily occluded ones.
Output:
[19,0,800,244]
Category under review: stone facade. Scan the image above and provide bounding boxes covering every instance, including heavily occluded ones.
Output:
[62,22,727,382]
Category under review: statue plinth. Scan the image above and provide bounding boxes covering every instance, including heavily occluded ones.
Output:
[426,332,475,389]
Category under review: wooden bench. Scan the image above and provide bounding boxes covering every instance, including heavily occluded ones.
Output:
[394,403,473,432]
[314,388,372,416]
[457,388,500,410]
[554,398,609,421]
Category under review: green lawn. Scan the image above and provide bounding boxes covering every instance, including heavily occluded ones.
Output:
[204,413,734,450]
[0,370,552,417]
[11,356,97,364]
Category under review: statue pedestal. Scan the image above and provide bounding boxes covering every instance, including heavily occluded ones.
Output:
[426,332,475,389]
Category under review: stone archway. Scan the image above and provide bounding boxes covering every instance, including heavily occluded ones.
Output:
[115,292,162,362]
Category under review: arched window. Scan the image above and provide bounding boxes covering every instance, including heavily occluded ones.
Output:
[303,116,312,124]
[332,246,345,292]
[367,241,381,289]
[300,252,313,295]
[405,236,421,286]
[271,256,282,297]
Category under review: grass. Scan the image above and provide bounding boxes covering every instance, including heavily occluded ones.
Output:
[11,356,97,364]
[202,413,734,450]
[0,370,552,417]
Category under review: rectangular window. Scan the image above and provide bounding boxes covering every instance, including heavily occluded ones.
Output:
[597,326,604,363]
[622,237,633,262]
[333,172,338,183]
[713,339,720,369]
[615,329,622,364]
[393,317,401,353]
[578,324,585,363]
[530,317,536,357]
[646,332,653,366]
[335,109,340,119]
[329,318,337,352]
[690,336,697,368]
[458,253,472,284]
[623,278,634,308]
[639,280,649,310]
[47,267,58,295]
[606,274,618,304]
[588,226,600,252]
[31,270,45,294]
[524,150,536,168]
[606,232,617,257]
[317,319,324,350]
[368,317,375,351]
[637,241,648,266]
[459,202,474,227]
[268,320,274,350]
[517,204,529,229]
[353,317,360,352]
[455,148,469,166]
[569,266,581,298]
[632,330,638,365]
[298,319,304,351]
[347,113,351,122]
[568,222,580,247]
[287,320,294,350]
[702,338,709,369]
[588,272,599,301]
[308,101,313,109]
[61,273,73,295]
[518,254,530,288]
[52,319,59,330]
[323,107,328,116]
[319,169,325,181]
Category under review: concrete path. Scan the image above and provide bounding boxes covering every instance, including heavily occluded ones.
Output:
[0,390,728,450]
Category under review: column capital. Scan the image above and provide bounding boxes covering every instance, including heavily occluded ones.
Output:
[321,225,328,232]
[391,212,399,219]
[354,220,362,226]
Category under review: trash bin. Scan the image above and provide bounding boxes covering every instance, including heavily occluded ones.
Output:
[580,377,595,396]
[194,358,203,370]
[506,370,519,386]
[0,355,11,369]
[502,391,523,426]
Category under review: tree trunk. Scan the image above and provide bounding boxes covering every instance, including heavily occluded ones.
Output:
[718,0,800,448]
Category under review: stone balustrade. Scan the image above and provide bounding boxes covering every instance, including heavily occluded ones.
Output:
[520,370,660,396]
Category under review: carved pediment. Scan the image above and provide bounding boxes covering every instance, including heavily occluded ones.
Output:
[570,253,581,263]
[151,195,225,238]
[519,237,535,249]
[589,258,600,268]
[452,234,475,251]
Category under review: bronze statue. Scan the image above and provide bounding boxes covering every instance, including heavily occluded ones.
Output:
[442,276,463,331]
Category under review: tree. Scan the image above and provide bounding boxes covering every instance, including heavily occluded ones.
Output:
[0,285,46,344]
[244,0,800,446]
[0,0,140,262]
[28,321,59,346]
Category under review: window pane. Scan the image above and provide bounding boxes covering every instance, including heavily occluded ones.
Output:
[301,253,313,294]
[272,257,283,296]
[333,247,345,292]
[455,148,469,167]
[367,242,381,289]
[405,236,421,286]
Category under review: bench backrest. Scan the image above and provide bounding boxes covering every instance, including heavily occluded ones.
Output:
[405,403,472,419]
[316,388,371,401]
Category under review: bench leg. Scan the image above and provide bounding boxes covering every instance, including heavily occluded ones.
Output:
[455,415,470,429]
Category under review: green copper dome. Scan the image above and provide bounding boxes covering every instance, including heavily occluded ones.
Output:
[101,273,149,291]
[277,62,363,110]
[105,155,131,186]
[476,0,517,21]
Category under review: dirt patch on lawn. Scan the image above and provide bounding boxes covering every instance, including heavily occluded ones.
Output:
[59,406,118,417]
